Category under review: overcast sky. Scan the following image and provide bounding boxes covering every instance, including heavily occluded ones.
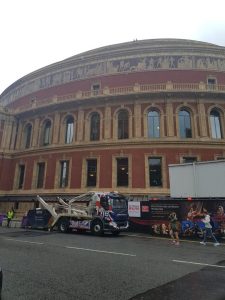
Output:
[1,0,225,95]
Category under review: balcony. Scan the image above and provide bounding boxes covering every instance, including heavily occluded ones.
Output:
[13,82,225,115]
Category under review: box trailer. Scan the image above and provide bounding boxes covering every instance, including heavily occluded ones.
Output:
[129,160,225,238]
[169,160,225,198]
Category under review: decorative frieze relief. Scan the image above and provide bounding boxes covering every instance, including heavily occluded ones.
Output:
[2,54,225,106]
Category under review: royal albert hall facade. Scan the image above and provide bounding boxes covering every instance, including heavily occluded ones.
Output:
[1,38,225,214]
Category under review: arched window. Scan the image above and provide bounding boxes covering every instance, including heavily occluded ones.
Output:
[24,124,32,149]
[179,110,192,138]
[148,110,160,138]
[42,120,51,146]
[118,110,128,139]
[210,109,222,139]
[90,113,100,141]
[65,116,74,144]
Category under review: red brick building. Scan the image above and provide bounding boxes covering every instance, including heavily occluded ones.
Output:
[1,38,225,214]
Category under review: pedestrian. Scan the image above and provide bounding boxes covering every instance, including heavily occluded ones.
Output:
[200,208,220,246]
[6,208,14,228]
[168,211,180,246]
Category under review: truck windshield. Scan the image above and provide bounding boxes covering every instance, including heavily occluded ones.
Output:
[112,198,127,209]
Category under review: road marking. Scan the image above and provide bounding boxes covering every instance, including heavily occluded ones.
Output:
[65,246,136,257]
[173,259,225,268]
[5,238,44,245]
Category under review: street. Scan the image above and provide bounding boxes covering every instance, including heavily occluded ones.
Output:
[0,227,225,300]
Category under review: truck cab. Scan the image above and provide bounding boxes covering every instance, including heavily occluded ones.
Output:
[67,192,129,235]
[89,192,129,235]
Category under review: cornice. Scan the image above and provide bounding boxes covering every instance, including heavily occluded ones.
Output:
[3,139,225,160]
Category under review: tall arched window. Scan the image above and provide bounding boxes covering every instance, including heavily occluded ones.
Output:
[65,116,74,144]
[179,109,192,138]
[24,124,32,149]
[42,120,51,146]
[210,109,222,139]
[148,110,160,138]
[90,113,100,141]
[118,110,129,139]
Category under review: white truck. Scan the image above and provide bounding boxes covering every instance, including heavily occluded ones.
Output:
[36,192,129,235]
[168,160,225,198]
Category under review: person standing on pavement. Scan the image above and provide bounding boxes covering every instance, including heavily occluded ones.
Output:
[200,208,220,246]
[168,212,180,246]
[6,208,14,228]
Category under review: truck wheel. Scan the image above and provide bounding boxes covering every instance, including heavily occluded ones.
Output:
[91,220,103,235]
[58,219,69,233]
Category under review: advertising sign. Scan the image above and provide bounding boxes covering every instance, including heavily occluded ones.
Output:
[128,201,141,217]
[129,199,225,238]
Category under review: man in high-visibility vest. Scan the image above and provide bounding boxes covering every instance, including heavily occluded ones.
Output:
[7,209,14,227]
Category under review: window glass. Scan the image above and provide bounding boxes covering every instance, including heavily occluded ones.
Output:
[65,117,74,144]
[118,110,128,139]
[43,120,51,146]
[210,109,222,139]
[117,158,128,186]
[179,110,192,138]
[60,161,69,188]
[18,165,25,189]
[112,198,127,209]
[182,157,197,163]
[92,84,100,95]
[25,124,32,149]
[37,162,45,188]
[207,78,217,90]
[90,113,100,141]
[148,110,160,138]
[14,202,19,210]
[87,159,97,186]
[149,157,162,187]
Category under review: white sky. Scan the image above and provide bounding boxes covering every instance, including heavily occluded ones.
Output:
[1,0,225,95]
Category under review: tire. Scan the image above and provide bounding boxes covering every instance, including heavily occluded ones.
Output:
[91,220,104,235]
[58,219,69,233]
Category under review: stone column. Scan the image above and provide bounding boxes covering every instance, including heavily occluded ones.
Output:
[1,117,14,150]
[9,120,18,150]
[166,101,174,137]
[32,118,40,148]
[197,101,207,137]
[52,113,61,144]
[104,106,111,139]
[77,110,84,142]
[134,103,142,138]
[4,119,14,150]
[15,121,23,150]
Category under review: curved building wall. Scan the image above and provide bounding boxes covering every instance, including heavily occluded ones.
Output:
[0,38,225,214]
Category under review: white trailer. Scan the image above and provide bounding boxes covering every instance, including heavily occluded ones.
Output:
[169,160,225,198]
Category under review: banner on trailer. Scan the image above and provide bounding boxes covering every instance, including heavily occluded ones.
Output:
[130,199,225,238]
[128,201,141,217]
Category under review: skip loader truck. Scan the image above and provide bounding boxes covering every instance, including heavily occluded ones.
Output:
[36,192,129,235]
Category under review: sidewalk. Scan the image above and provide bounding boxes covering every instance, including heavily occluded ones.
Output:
[123,231,225,244]
[0,218,22,228]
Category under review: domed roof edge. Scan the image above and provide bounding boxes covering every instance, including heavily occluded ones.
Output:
[1,38,225,99]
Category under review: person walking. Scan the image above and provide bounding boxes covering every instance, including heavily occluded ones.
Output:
[200,208,220,246]
[6,208,14,228]
[169,212,180,246]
